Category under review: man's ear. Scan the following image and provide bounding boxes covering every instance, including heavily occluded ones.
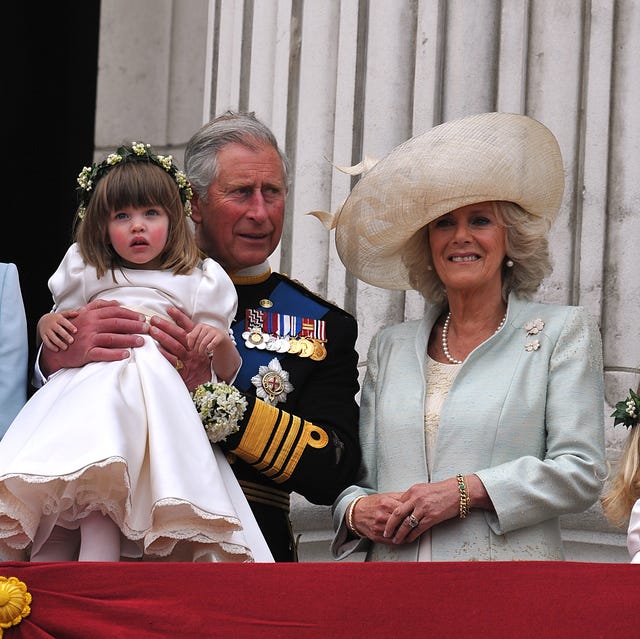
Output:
[189,191,202,223]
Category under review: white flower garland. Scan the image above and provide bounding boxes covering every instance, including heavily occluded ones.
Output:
[191,382,247,443]
[76,142,193,220]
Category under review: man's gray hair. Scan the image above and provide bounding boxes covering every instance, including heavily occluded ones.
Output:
[184,110,291,201]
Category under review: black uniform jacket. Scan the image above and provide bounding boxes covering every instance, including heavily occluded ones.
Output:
[218,269,361,561]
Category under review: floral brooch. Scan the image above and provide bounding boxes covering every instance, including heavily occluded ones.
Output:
[524,318,545,352]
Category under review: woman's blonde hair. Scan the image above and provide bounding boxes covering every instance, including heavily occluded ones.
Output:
[73,161,201,279]
[402,201,552,303]
[601,425,640,528]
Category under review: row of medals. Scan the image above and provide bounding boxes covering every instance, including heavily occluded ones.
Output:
[242,327,327,361]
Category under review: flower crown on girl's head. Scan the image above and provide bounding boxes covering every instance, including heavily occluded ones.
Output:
[75,142,193,220]
[611,388,640,429]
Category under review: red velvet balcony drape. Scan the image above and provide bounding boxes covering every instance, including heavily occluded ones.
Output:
[0,561,637,638]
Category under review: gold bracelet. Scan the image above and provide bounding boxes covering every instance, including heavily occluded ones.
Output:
[346,495,366,538]
[456,473,469,519]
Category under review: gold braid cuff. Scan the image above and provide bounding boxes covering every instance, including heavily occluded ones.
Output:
[238,481,290,511]
[229,400,329,483]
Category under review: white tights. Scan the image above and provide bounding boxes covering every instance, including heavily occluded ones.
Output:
[30,512,121,562]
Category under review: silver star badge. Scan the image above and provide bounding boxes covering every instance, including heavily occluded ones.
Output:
[251,357,294,406]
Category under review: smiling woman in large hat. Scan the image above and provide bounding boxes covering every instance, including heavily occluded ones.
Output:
[328,112,606,562]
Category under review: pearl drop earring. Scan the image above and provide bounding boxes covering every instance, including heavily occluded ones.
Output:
[506,259,514,268]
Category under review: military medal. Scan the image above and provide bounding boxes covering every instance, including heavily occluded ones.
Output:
[269,336,290,353]
[310,338,327,361]
[298,338,314,358]
[288,337,302,354]
[242,327,269,349]
[243,308,327,361]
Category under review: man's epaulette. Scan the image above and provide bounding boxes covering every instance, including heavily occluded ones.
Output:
[273,272,354,319]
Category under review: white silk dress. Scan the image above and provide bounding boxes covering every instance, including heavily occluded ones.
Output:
[627,498,640,563]
[0,243,272,562]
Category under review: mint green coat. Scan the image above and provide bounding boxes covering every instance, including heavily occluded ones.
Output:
[332,294,605,561]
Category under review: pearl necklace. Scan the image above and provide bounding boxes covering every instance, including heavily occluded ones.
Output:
[441,311,507,365]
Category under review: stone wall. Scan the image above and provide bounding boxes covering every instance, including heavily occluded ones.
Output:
[94,0,640,562]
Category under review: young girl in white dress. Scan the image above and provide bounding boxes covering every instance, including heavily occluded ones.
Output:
[0,143,272,563]
[601,386,640,563]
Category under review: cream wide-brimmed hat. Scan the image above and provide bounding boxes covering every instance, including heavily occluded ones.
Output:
[331,112,564,290]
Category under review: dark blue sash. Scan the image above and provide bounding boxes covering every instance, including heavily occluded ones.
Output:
[233,282,328,391]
